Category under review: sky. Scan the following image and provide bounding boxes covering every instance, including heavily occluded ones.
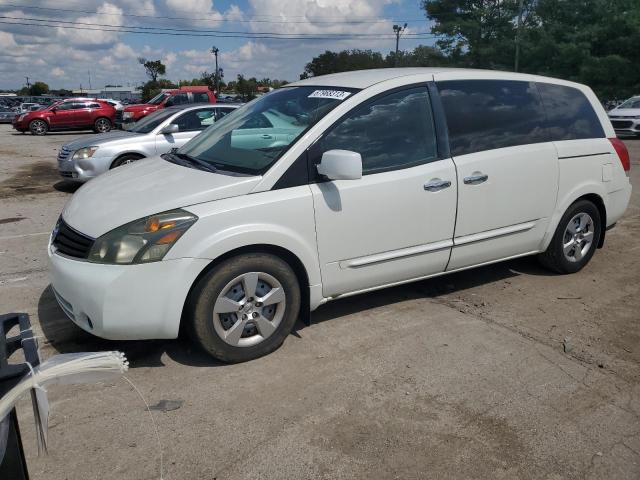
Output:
[0,0,436,90]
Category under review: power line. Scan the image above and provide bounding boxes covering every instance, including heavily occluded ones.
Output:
[1,3,431,25]
[0,19,440,41]
[0,15,438,38]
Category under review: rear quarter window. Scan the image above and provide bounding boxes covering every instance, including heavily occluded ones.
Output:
[536,83,605,140]
[437,80,549,156]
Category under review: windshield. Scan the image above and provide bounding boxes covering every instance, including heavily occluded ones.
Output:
[177,86,357,174]
[148,92,170,105]
[130,108,177,134]
[618,98,640,109]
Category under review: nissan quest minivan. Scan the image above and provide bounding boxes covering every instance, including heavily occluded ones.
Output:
[49,68,632,363]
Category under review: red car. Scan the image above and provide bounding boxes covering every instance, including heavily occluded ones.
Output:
[118,86,216,128]
[13,99,116,135]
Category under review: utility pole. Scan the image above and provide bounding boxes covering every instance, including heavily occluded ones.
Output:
[88,70,92,90]
[514,0,525,72]
[393,23,407,67]
[210,46,220,94]
[24,76,30,90]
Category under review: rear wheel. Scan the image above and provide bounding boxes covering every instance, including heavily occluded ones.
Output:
[29,119,48,135]
[538,199,601,274]
[110,154,143,168]
[187,253,301,363]
[94,117,112,133]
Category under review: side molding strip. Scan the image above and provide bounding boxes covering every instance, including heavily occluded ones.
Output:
[340,239,453,269]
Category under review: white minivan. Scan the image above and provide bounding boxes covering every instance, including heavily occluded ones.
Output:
[49,68,632,362]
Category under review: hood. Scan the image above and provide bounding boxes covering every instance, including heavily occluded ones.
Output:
[62,130,140,151]
[124,103,160,113]
[62,157,261,238]
[608,108,640,117]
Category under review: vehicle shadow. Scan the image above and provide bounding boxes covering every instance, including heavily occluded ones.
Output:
[37,256,555,369]
[53,181,81,194]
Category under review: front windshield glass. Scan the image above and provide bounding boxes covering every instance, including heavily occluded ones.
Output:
[148,92,170,105]
[178,86,357,174]
[130,109,176,134]
[619,97,640,109]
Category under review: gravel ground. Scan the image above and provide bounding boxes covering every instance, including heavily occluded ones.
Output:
[0,124,639,479]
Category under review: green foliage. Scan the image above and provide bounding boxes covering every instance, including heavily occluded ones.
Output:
[421,0,640,98]
[235,74,258,101]
[138,57,167,82]
[141,79,176,102]
[19,81,49,96]
[302,50,386,78]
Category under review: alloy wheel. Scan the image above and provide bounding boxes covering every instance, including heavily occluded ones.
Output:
[212,271,286,348]
[95,118,111,133]
[30,120,46,134]
[562,212,594,262]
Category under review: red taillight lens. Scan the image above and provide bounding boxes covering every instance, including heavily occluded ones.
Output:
[609,137,631,172]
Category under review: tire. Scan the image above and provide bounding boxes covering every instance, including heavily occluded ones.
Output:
[94,117,112,133]
[29,119,48,135]
[187,253,301,363]
[538,199,601,274]
[110,154,143,169]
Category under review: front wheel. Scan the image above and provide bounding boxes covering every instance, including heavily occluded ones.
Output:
[538,199,601,274]
[187,253,301,363]
[29,119,48,135]
[94,117,112,133]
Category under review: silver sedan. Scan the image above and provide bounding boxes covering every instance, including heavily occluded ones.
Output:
[57,104,240,182]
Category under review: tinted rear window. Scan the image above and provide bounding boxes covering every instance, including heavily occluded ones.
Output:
[438,80,549,156]
[536,83,604,140]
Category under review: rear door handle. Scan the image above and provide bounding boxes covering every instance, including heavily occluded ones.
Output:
[463,172,488,185]
[424,178,452,192]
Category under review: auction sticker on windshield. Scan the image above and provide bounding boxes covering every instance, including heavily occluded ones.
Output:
[308,90,352,100]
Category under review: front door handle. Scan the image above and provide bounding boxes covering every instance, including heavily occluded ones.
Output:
[463,172,489,185]
[261,134,273,139]
[424,178,452,192]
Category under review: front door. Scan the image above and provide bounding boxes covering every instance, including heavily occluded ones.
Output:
[434,78,559,270]
[49,102,80,128]
[310,86,457,297]
[156,108,216,153]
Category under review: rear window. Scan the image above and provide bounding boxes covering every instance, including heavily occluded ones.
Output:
[536,83,605,140]
[438,80,548,156]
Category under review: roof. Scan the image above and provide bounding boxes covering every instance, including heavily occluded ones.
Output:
[288,67,562,90]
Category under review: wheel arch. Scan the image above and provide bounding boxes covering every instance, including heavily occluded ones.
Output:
[543,190,607,251]
[179,244,312,336]
[110,151,146,169]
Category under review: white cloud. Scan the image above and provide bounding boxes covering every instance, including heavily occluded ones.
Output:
[56,3,125,48]
[224,4,243,22]
[51,67,65,77]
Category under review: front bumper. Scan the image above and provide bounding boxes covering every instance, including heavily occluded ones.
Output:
[48,245,210,340]
[57,153,115,182]
[609,117,640,136]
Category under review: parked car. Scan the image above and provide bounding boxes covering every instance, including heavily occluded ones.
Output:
[17,102,41,114]
[49,68,631,363]
[13,99,116,135]
[608,96,640,137]
[0,109,15,123]
[57,104,240,182]
[117,86,216,129]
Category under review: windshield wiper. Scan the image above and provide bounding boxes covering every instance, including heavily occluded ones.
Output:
[165,152,217,173]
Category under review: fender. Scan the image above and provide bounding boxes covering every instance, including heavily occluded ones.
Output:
[540,180,607,251]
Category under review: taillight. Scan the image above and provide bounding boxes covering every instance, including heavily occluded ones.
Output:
[609,137,630,173]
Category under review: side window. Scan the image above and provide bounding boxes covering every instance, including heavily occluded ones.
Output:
[173,109,214,131]
[216,108,234,120]
[438,80,548,156]
[537,83,605,140]
[193,92,209,103]
[167,93,189,106]
[88,103,101,109]
[319,87,437,175]
[56,102,74,111]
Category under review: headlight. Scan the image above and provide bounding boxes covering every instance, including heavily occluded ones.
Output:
[88,209,197,264]
[72,146,99,160]
[123,111,133,119]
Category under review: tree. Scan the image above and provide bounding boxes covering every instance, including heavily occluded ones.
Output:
[138,57,166,82]
[302,49,386,77]
[20,81,49,96]
[235,74,258,101]
[141,78,176,102]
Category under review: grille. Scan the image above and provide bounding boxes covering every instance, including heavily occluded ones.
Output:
[59,171,74,178]
[52,219,94,259]
[612,120,633,129]
[57,146,73,162]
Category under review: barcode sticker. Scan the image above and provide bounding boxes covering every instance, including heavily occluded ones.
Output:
[308,90,352,100]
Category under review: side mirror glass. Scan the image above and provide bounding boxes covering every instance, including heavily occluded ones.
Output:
[317,149,362,181]
[160,123,179,135]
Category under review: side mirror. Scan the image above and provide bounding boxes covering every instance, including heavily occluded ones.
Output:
[51,107,57,113]
[317,150,362,181]
[160,123,179,135]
